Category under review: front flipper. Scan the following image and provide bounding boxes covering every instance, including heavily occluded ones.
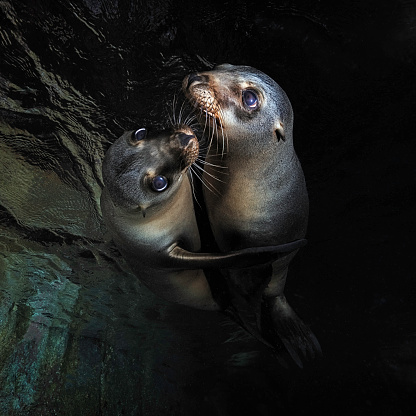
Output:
[167,239,307,270]
[262,295,322,368]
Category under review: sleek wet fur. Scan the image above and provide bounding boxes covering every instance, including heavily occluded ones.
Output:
[100,124,307,311]
[183,64,321,366]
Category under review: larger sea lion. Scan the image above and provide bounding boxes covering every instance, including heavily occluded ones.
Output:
[183,64,321,365]
[100,123,306,311]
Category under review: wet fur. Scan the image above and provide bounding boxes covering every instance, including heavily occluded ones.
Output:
[183,63,321,366]
[100,121,307,312]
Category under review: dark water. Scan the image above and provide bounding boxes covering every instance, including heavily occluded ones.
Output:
[1,0,415,414]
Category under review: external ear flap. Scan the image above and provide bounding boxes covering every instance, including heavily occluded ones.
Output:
[274,126,286,142]
[274,120,286,142]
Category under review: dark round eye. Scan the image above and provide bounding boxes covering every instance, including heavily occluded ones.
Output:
[242,90,259,109]
[151,175,168,192]
[132,128,146,142]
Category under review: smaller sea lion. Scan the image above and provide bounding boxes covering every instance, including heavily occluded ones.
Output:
[100,124,306,311]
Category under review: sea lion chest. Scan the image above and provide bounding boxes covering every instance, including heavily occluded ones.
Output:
[101,182,201,263]
[203,149,308,250]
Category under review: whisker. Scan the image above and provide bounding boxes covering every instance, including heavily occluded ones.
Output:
[183,96,230,177]
[167,93,180,127]
[196,169,222,197]
[209,116,217,154]
[193,162,226,183]
[178,98,188,125]
[167,106,175,127]
[203,109,209,139]
[167,94,202,133]
[201,111,214,154]
[202,175,222,197]
[188,168,202,208]
[180,96,229,198]
[173,95,178,125]
[217,107,228,157]
[184,112,197,126]
[197,158,228,169]
[196,166,228,180]
[213,117,219,155]
[189,163,221,198]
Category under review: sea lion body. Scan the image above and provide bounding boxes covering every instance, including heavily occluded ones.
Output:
[101,179,218,310]
[183,64,320,364]
[101,125,219,310]
[101,124,306,311]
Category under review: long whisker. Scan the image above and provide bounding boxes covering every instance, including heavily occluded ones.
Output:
[178,98,188,125]
[173,95,178,125]
[204,110,211,150]
[213,116,219,155]
[217,106,228,157]
[167,102,175,126]
[184,112,198,126]
[194,167,222,197]
[209,115,217,154]
[219,115,225,157]
[198,166,228,180]
[167,93,181,127]
[188,168,202,208]
[183,95,230,198]
[195,161,228,180]
[197,158,228,169]
[168,94,202,132]
[193,162,226,183]
[189,161,222,198]
[202,176,222,197]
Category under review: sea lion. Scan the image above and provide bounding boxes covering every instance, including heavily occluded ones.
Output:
[183,64,321,365]
[100,123,306,311]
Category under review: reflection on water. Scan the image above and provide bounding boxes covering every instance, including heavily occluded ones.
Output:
[1,0,415,414]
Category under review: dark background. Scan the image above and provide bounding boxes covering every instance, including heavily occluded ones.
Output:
[0,0,415,414]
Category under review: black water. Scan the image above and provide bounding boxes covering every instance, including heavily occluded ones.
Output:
[1,0,415,415]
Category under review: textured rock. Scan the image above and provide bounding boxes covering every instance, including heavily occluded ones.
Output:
[0,0,415,415]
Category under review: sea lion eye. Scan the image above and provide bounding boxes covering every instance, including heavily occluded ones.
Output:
[132,128,146,142]
[242,90,259,109]
[151,175,168,192]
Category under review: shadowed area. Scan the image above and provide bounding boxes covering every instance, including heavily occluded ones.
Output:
[0,0,415,414]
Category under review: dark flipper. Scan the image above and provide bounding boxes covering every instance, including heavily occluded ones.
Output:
[167,239,307,270]
[219,265,292,366]
[221,264,321,368]
[261,296,322,368]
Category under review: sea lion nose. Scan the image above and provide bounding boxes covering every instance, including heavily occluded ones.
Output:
[178,132,196,147]
[186,73,203,89]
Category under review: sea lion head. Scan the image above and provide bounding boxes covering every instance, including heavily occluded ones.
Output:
[183,63,293,151]
[102,124,198,214]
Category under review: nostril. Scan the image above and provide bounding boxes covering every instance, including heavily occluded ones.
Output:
[178,133,195,147]
[186,73,203,89]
